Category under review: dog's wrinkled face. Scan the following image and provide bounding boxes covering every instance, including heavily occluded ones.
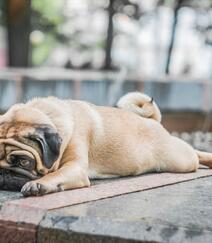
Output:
[0,106,62,181]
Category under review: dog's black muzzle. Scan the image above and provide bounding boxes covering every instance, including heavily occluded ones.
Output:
[0,154,40,191]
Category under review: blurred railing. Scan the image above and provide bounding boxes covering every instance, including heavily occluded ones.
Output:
[0,68,212,132]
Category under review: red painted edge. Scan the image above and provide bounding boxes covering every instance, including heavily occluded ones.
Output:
[0,203,46,225]
[0,203,45,243]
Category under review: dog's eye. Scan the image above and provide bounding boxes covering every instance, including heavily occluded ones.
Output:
[19,160,30,168]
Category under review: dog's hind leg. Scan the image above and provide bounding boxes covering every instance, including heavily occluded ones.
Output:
[159,136,199,173]
[196,150,212,168]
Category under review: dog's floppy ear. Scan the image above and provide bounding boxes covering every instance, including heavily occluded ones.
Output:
[30,126,62,169]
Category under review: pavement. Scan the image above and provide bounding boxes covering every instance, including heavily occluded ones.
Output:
[0,169,212,243]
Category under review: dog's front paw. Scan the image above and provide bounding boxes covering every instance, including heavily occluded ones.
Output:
[21,181,48,196]
[21,181,61,197]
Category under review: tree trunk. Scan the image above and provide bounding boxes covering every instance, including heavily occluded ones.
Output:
[6,0,31,67]
[103,0,115,70]
[165,0,183,74]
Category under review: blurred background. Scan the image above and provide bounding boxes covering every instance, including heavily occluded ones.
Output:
[0,0,212,150]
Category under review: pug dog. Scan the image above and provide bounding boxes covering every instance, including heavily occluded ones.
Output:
[0,92,211,197]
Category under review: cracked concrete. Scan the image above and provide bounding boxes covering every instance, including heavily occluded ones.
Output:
[38,176,212,242]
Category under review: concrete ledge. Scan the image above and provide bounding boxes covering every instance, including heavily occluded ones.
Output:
[38,214,212,243]
[1,169,212,242]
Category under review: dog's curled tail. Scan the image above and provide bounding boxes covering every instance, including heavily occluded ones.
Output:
[196,150,212,168]
[117,92,162,122]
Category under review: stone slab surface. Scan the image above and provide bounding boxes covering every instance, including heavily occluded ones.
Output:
[38,176,212,243]
[0,190,21,208]
[6,168,212,211]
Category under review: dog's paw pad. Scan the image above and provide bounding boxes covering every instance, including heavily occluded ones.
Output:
[21,181,49,197]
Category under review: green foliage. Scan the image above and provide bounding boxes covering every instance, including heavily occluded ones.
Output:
[32,34,56,65]
[31,0,64,28]
[31,0,66,65]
